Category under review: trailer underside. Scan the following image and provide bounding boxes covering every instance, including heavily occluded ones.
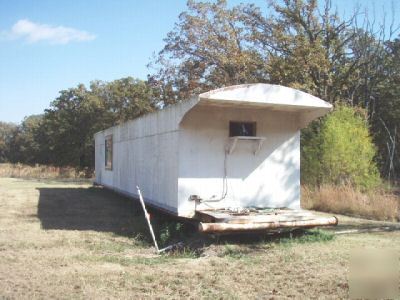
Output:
[195,208,338,233]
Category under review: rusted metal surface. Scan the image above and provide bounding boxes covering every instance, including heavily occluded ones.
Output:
[198,216,338,233]
[197,208,316,223]
[196,208,338,233]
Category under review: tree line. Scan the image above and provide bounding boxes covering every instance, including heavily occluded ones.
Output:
[0,78,156,170]
[0,0,399,186]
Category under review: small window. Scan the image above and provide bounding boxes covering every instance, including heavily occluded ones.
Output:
[229,121,256,137]
[105,135,113,170]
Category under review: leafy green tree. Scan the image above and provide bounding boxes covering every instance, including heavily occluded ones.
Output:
[42,84,95,167]
[91,77,155,124]
[40,77,155,169]
[0,122,17,162]
[302,105,381,189]
[19,115,43,164]
[3,115,43,164]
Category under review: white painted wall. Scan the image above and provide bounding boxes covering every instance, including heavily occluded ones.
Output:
[177,106,301,216]
[94,102,191,213]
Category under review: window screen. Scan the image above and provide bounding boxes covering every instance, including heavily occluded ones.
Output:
[229,122,256,137]
[105,135,113,170]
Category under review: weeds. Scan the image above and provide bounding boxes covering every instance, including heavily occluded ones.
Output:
[159,221,186,246]
[155,219,196,248]
[302,185,399,222]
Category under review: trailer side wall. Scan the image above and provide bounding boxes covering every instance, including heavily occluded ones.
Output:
[94,105,184,213]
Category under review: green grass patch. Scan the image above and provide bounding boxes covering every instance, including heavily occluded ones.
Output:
[278,229,335,246]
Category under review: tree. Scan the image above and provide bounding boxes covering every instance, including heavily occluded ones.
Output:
[90,77,155,124]
[372,37,400,181]
[0,77,155,169]
[244,0,398,180]
[17,115,43,164]
[0,122,17,162]
[2,115,44,164]
[302,105,381,190]
[149,0,266,105]
[39,77,155,169]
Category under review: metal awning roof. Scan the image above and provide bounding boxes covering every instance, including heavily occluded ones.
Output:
[199,83,331,109]
[95,83,333,137]
[181,84,332,128]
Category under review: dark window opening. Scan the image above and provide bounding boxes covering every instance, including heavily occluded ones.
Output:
[105,135,113,170]
[229,122,256,137]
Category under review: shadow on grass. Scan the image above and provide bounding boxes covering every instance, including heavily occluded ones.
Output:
[37,186,199,249]
[35,185,291,253]
[37,185,400,257]
[37,186,151,238]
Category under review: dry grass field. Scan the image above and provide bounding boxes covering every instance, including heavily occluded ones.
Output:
[302,185,400,222]
[0,163,93,179]
[1,178,400,299]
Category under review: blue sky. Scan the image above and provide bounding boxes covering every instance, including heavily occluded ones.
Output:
[0,0,398,123]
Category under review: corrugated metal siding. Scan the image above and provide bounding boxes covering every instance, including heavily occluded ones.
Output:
[94,103,188,213]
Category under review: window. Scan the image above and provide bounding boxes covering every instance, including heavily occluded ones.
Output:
[105,135,113,170]
[229,121,256,137]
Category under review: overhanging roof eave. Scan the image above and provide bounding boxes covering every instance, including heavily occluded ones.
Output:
[197,97,332,111]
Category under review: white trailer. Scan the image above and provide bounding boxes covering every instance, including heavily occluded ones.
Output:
[94,84,337,232]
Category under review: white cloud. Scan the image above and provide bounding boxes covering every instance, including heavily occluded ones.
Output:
[5,19,96,44]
